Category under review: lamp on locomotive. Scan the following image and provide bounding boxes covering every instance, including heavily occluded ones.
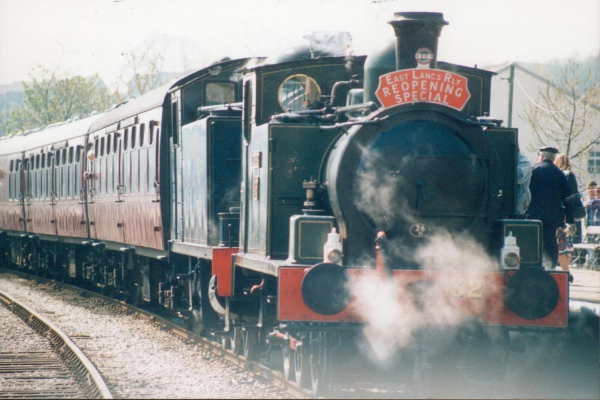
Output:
[501,232,521,269]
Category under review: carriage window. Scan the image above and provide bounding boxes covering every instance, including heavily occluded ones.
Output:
[114,133,119,151]
[123,151,130,195]
[139,124,145,146]
[277,74,321,112]
[124,129,129,150]
[35,155,40,170]
[68,147,74,164]
[131,126,137,149]
[148,123,154,145]
[106,152,113,196]
[94,138,99,158]
[75,161,81,197]
[62,149,67,165]
[15,160,21,199]
[101,158,106,195]
[76,146,82,163]
[100,138,105,157]
[23,159,30,198]
[47,153,53,199]
[106,134,112,155]
[148,129,158,195]
[205,82,236,106]
[61,165,67,198]
[39,169,42,198]
[140,143,147,195]
[68,163,73,198]
[131,147,138,195]
[8,160,14,200]
[41,154,45,169]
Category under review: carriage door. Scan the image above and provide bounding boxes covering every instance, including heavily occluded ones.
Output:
[116,133,126,243]
[76,145,87,237]
[23,156,32,232]
[170,91,183,241]
[88,139,99,239]
[47,151,58,236]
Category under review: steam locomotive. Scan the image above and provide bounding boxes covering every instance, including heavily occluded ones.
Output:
[0,12,569,394]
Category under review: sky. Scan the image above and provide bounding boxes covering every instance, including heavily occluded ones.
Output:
[0,0,598,88]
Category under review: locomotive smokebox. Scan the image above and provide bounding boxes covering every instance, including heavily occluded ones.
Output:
[388,12,448,70]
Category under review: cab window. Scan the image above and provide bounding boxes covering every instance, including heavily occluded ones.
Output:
[205,82,236,106]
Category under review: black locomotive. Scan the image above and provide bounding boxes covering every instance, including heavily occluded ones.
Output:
[0,12,570,394]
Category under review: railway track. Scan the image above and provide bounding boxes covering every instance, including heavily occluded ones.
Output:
[0,289,113,399]
[4,269,596,399]
[0,269,310,399]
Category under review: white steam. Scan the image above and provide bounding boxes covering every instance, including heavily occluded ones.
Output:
[349,231,501,363]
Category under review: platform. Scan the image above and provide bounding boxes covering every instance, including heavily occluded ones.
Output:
[569,267,600,304]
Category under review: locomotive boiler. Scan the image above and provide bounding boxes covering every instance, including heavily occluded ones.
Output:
[0,11,570,396]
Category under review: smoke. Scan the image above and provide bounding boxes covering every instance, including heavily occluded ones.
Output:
[349,230,501,364]
[355,144,417,230]
[348,130,505,364]
[303,31,352,58]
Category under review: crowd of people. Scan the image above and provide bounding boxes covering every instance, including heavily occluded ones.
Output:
[519,146,600,283]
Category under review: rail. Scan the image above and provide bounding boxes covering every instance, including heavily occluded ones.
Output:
[0,289,113,399]
[0,269,312,399]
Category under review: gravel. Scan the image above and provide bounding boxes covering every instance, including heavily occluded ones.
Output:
[0,274,291,399]
[0,301,82,397]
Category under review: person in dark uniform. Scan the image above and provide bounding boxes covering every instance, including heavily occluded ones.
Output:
[527,147,572,269]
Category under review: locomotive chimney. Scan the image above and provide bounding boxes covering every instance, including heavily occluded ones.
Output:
[388,12,448,70]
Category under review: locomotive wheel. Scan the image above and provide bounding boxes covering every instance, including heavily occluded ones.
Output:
[60,266,69,283]
[414,344,433,398]
[131,285,143,308]
[294,344,311,388]
[230,326,243,355]
[243,329,259,361]
[309,342,331,396]
[221,333,231,350]
[185,310,204,334]
[456,328,509,387]
[282,345,295,382]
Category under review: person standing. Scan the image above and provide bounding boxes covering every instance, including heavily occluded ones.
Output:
[583,181,600,227]
[528,147,572,270]
[554,154,578,280]
[516,150,532,214]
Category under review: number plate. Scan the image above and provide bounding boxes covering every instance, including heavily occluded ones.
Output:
[449,279,483,299]
[409,223,431,237]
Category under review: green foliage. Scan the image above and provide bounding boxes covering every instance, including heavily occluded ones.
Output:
[124,48,167,97]
[1,66,124,135]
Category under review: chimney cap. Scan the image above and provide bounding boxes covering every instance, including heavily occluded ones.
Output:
[389,12,449,26]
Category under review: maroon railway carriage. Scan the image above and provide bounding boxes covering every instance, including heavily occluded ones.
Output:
[0,59,250,305]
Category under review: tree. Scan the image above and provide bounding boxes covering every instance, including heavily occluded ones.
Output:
[522,60,600,170]
[124,48,167,97]
[0,66,123,135]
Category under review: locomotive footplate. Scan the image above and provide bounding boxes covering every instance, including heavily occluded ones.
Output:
[278,267,569,328]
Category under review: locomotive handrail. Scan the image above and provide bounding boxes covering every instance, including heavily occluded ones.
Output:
[334,101,379,114]
[197,102,243,114]
[413,211,488,218]
[320,115,390,130]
